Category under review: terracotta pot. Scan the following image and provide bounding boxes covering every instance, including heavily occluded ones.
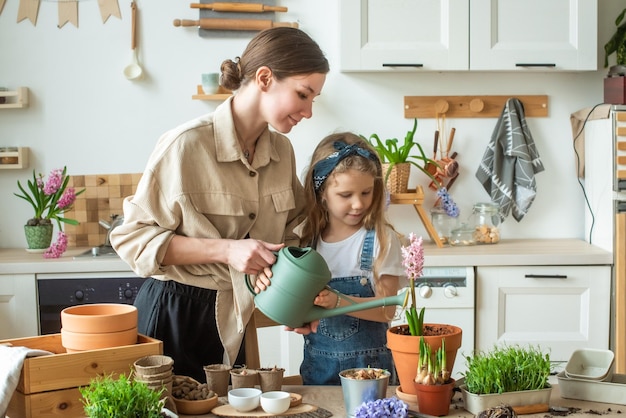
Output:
[414,378,455,416]
[386,323,462,396]
[61,326,138,352]
[61,303,138,333]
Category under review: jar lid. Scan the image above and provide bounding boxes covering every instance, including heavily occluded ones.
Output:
[473,202,499,211]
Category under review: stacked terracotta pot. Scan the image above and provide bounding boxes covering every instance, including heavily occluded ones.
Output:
[60,303,138,353]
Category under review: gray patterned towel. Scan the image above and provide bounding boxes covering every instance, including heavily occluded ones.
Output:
[475,98,544,222]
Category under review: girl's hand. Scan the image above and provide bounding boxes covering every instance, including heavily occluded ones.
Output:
[313,288,340,309]
[284,320,319,335]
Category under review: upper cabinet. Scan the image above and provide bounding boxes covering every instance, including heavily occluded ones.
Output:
[339,0,597,72]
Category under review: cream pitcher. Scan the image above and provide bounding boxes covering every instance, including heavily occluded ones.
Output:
[245,246,408,328]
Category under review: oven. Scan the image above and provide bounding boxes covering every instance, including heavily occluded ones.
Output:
[37,272,145,335]
[391,266,475,379]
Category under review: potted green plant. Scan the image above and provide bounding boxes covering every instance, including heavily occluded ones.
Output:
[460,344,552,415]
[363,118,437,193]
[387,233,463,395]
[413,337,456,416]
[604,8,626,72]
[79,372,177,418]
[14,166,84,257]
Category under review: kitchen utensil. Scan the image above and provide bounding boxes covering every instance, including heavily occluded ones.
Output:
[123,2,143,81]
[245,246,408,328]
[173,18,298,30]
[190,2,288,13]
[424,130,439,175]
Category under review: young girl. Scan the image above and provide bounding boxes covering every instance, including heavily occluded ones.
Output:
[298,132,405,385]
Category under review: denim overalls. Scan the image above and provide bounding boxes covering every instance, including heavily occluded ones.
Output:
[300,229,396,385]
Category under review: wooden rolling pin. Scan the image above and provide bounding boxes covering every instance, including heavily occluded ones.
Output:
[190,3,287,13]
[173,18,298,30]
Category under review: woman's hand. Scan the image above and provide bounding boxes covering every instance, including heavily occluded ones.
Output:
[227,239,284,275]
[253,266,273,294]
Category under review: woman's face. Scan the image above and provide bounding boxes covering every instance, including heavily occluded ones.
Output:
[261,72,326,133]
[322,169,375,230]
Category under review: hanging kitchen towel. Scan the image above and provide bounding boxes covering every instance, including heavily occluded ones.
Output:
[476,98,545,222]
[570,104,611,178]
[0,344,53,416]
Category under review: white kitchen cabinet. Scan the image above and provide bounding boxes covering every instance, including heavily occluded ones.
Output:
[470,0,597,71]
[0,274,38,339]
[339,0,597,72]
[476,265,610,370]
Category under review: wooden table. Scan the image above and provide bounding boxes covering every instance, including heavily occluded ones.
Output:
[181,384,626,417]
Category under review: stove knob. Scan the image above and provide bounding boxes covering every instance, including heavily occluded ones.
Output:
[443,284,457,298]
[74,290,84,301]
[418,284,432,298]
[124,288,134,299]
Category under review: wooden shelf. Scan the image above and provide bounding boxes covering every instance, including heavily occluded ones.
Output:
[192,84,232,101]
[390,186,444,248]
[0,87,29,109]
[0,147,29,169]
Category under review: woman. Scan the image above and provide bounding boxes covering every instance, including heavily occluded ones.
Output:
[110,27,329,382]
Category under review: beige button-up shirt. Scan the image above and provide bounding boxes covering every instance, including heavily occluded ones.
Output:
[110,97,306,365]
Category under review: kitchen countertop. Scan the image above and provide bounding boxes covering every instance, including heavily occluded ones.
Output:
[0,239,612,275]
[180,383,626,417]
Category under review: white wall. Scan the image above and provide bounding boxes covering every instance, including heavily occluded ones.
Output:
[0,1,623,247]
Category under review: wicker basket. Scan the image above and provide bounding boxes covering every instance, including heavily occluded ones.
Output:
[382,162,410,194]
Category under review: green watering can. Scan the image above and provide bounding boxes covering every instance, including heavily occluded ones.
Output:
[245,246,408,328]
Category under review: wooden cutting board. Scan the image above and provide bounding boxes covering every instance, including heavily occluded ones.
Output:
[211,403,317,417]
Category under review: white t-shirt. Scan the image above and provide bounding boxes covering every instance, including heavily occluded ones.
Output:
[316,226,406,286]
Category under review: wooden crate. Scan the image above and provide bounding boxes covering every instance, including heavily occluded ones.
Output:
[4,334,162,418]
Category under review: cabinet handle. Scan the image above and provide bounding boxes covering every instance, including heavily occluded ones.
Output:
[382,63,424,68]
[515,63,556,68]
[524,274,567,279]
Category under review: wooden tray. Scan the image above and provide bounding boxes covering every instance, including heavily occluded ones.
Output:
[212,402,316,417]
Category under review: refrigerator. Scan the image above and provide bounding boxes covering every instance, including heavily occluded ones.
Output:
[584,105,626,373]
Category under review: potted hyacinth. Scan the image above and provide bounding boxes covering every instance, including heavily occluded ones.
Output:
[386,233,462,396]
[14,166,84,258]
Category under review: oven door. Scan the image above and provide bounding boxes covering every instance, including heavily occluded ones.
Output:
[37,272,145,335]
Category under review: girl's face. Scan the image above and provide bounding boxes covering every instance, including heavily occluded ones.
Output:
[323,169,375,229]
[261,72,326,134]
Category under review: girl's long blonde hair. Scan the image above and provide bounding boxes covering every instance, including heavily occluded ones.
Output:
[301,132,401,292]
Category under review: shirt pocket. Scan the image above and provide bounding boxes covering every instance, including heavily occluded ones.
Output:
[191,193,246,216]
[271,188,296,213]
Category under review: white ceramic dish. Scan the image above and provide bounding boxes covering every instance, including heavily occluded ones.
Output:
[228,387,261,412]
[565,348,615,381]
[558,371,626,405]
[260,391,291,414]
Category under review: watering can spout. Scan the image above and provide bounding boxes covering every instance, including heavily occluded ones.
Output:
[302,289,409,325]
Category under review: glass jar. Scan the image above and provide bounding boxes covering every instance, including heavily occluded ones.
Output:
[449,223,476,246]
[471,202,501,244]
[430,207,458,245]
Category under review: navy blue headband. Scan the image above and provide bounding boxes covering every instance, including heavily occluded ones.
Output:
[312,141,379,191]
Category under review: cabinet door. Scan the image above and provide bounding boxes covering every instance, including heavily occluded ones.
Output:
[476,265,610,364]
[0,274,38,339]
[340,0,469,71]
[470,0,597,71]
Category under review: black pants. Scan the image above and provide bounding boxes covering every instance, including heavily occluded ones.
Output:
[134,278,245,383]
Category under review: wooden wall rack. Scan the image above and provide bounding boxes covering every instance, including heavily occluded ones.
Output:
[404,95,548,119]
[192,84,232,101]
[0,87,29,109]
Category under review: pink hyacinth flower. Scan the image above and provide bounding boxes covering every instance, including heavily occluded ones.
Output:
[57,187,77,209]
[44,231,68,259]
[43,168,63,195]
[401,232,424,280]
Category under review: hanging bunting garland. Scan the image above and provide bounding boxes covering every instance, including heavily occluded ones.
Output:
[58,0,78,28]
[12,0,120,27]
